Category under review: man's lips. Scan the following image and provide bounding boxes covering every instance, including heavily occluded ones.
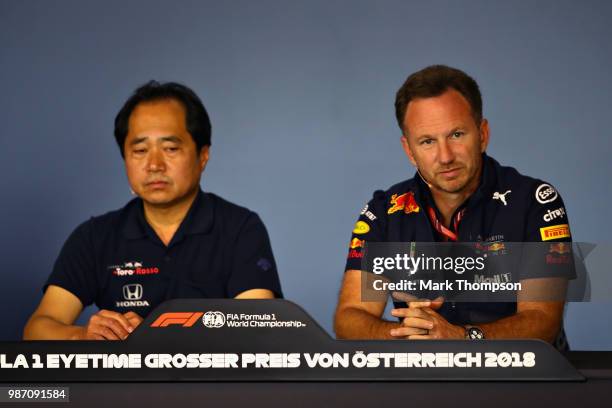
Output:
[438,168,462,178]
[145,180,170,188]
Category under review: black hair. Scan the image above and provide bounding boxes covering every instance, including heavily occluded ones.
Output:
[114,80,211,157]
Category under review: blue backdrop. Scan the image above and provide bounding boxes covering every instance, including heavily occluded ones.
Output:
[1,0,611,348]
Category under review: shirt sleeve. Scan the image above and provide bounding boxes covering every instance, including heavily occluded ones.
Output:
[519,181,575,281]
[344,190,387,271]
[227,212,283,298]
[44,220,97,307]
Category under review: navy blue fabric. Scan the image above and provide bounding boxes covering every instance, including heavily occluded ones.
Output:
[345,154,573,326]
[45,190,283,318]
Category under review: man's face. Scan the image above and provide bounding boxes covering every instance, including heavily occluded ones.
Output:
[401,88,489,195]
[124,99,209,209]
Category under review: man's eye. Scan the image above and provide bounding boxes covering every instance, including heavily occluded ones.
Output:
[164,147,179,152]
[133,149,146,154]
[451,131,464,138]
[420,139,434,146]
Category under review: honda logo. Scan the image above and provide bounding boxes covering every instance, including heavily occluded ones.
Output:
[123,284,143,300]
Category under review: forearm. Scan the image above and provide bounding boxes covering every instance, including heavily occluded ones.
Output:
[23,315,85,340]
[335,307,400,340]
[478,308,562,343]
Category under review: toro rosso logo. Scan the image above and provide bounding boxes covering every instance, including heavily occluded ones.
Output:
[110,261,160,277]
[387,192,420,215]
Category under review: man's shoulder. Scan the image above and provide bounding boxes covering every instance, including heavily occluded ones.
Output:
[488,156,561,203]
[362,177,421,216]
[204,192,255,215]
[201,192,262,229]
[368,177,419,203]
[68,199,138,238]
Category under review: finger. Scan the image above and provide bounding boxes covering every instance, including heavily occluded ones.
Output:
[123,311,142,320]
[391,291,419,303]
[127,317,143,329]
[90,325,122,341]
[390,327,429,337]
[407,334,431,340]
[96,316,129,339]
[429,296,445,310]
[408,300,432,309]
[84,332,105,341]
[422,308,442,318]
[391,308,431,319]
[401,317,434,330]
[124,312,144,326]
[99,310,134,333]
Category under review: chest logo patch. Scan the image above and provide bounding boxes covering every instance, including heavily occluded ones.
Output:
[353,221,370,234]
[536,183,558,204]
[349,238,365,249]
[122,284,143,300]
[540,224,571,241]
[109,261,160,277]
[475,235,507,256]
[388,192,420,215]
[116,284,150,308]
[492,190,511,206]
[546,242,572,264]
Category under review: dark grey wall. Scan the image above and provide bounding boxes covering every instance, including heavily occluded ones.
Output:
[1,0,611,348]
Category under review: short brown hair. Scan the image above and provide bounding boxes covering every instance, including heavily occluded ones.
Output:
[394,65,483,133]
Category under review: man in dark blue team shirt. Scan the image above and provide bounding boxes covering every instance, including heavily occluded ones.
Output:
[335,65,572,345]
[24,81,282,340]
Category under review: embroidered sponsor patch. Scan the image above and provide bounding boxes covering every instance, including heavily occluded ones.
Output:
[349,238,365,249]
[387,192,420,215]
[540,224,571,241]
[353,221,370,234]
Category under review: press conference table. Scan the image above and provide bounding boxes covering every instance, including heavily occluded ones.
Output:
[6,352,610,408]
[3,300,611,407]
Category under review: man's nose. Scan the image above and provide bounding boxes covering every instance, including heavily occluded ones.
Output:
[146,148,165,172]
[437,140,455,165]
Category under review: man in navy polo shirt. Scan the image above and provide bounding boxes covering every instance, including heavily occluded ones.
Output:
[334,65,572,346]
[24,81,282,340]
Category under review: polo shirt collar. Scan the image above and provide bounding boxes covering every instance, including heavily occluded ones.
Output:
[121,188,214,241]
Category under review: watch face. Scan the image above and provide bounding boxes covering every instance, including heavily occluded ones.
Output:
[468,327,484,340]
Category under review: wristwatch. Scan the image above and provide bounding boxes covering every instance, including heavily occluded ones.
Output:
[465,326,485,340]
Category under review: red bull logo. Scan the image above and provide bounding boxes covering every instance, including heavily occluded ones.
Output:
[488,242,505,252]
[348,249,364,259]
[387,192,420,215]
[546,242,571,264]
[549,242,570,255]
[350,238,365,249]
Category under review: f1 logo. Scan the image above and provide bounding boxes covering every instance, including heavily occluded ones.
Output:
[123,284,143,300]
[150,312,204,328]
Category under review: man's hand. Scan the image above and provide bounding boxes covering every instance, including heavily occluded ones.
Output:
[79,310,143,340]
[124,311,144,331]
[389,296,464,340]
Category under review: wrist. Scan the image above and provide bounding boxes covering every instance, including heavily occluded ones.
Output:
[69,326,87,341]
[453,324,467,339]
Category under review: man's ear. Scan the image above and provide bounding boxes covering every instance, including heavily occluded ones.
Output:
[479,119,490,153]
[199,145,210,172]
[400,135,418,167]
